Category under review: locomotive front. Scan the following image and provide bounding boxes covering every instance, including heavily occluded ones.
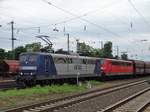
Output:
[17,53,38,86]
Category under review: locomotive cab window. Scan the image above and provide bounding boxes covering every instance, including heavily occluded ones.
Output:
[67,58,73,64]
[28,55,38,63]
[82,59,87,64]
[20,54,28,62]
[54,57,66,64]
[112,61,131,66]
[112,61,119,65]
[100,59,104,64]
[72,58,82,64]
[87,59,95,64]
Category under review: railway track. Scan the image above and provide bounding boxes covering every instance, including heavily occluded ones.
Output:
[4,79,148,112]
[99,87,150,112]
[0,76,148,91]
[0,80,17,90]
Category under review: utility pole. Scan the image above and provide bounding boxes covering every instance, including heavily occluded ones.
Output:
[67,33,70,54]
[10,21,16,59]
[116,46,119,59]
[99,41,103,49]
[76,39,80,53]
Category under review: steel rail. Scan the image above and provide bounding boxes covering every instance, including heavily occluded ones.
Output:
[99,87,150,112]
[4,80,147,112]
[0,80,17,91]
[135,100,150,112]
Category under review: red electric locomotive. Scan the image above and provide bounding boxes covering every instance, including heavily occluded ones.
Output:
[100,58,134,76]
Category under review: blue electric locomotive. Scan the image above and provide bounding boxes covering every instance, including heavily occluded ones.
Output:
[17,52,102,86]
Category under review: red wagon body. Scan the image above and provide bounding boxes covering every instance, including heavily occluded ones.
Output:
[101,58,134,76]
[4,60,19,74]
[145,62,150,74]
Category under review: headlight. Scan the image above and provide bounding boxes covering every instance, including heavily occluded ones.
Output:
[20,72,23,75]
[30,72,33,75]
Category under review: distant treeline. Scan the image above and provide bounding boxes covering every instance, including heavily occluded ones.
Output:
[0,41,128,60]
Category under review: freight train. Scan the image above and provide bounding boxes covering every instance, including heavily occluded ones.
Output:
[17,52,150,86]
[0,60,19,77]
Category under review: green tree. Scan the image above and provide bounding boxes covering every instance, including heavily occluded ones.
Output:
[121,53,128,60]
[25,42,42,52]
[15,46,27,59]
[92,48,103,57]
[55,48,68,54]
[78,42,93,56]
[77,42,103,57]
[102,41,113,58]
[5,51,13,60]
[114,55,119,59]
[0,48,6,60]
[41,45,54,53]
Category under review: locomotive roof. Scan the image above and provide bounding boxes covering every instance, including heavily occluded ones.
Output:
[20,52,101,60]
[104,58,132,63]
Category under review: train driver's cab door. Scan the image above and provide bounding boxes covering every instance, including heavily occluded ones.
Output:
[44,56,49,75]
[94,59,101,75]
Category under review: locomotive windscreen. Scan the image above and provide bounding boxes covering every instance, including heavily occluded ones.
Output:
[20,54,27,62]
[20,54,38,64]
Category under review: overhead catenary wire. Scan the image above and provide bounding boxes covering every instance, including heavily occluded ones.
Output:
[2,0,127,37]
[52,0,124,25]
[42,0,123,38]
[127,0,150,47]
[128,0,150,29]
[11,0,125,34]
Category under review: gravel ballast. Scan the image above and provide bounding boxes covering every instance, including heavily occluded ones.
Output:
[55,82,150,112]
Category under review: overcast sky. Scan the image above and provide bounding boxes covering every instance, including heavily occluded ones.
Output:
[0,0,150,60]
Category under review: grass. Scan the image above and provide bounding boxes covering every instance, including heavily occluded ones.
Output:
[87,80,103,85]
[0,80,104,109]
[0,83,87,98]
[0,80,104,98]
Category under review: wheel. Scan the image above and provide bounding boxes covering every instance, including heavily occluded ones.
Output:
[101,72,106,81]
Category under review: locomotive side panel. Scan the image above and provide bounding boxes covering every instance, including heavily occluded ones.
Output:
[101,59,133,76]
[52,55,98,75]
[19,53,101,83]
